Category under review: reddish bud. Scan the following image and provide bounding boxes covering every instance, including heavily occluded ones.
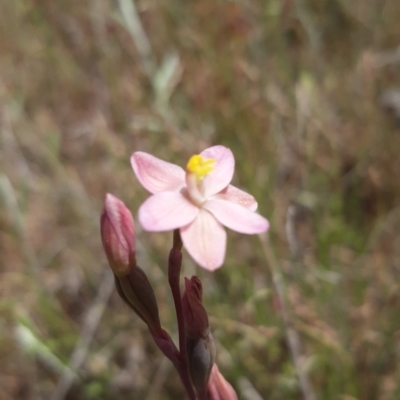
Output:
[115,266,162,336]
[182,276,215,393]
[101,193,136,276]
[186,333,216,394]
[182,276,209,339]
[207,364,238,400]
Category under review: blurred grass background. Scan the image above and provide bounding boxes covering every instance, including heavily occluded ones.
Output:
[1,0,400,399]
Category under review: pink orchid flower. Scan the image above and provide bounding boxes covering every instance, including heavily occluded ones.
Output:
[131,145,269,271]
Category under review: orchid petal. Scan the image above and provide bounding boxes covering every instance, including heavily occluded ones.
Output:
[204,198,269,234]
[139,192,199,231]
[200,146,234,197]
[180,210,227,271]
[213,185,258,211]
[131,152,185,194]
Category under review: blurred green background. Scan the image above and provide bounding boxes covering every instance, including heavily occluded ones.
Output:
[1,0,400,399]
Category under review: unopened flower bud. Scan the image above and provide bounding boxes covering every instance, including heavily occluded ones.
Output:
[183,276,215,392]
[186,333,216,393]
[115,265,162,336]
[101,193,136,276]
[182,276,209,339]
[207,364,238,400]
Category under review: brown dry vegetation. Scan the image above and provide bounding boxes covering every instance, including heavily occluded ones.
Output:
[1,0,400,399]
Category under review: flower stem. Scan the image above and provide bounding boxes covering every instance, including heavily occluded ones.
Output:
[169,230,196,400]
[173,228,183,251]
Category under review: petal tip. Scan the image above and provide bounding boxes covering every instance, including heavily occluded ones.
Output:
[201,261,223,272]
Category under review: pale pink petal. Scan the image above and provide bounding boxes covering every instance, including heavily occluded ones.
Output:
[180,210,227,271]
[131,152,185,194]
[213,185,258,211]
[200,146,235,197]
[139,192,199,231]
[204,198,269,234]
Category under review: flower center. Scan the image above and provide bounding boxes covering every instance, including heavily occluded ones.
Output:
[185,155,215,206]
[186,155,215,180]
